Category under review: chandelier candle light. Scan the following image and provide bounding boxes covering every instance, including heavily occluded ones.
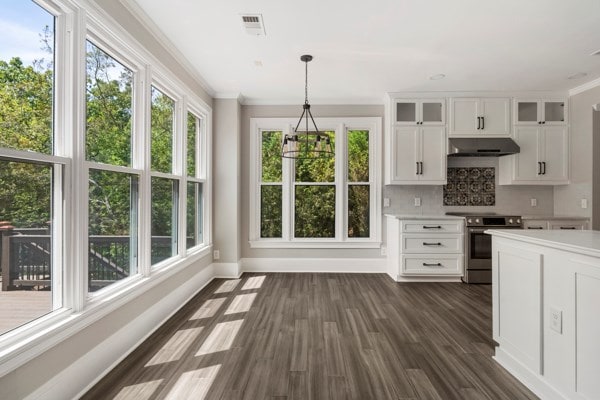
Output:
[281,55,334,159]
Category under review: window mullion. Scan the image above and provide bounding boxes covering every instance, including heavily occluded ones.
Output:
[336,123,345,241]
[177,98,187,258]
[282,125,292,241]
[137,66,152,276]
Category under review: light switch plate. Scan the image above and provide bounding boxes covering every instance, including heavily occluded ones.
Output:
[531,198,537,207]
[383,198,390,207]
[414,197,421,207]
[550,307,562,334]
[581,199,588,209]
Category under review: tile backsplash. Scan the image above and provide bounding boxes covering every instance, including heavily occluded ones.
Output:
[444,167,495,206]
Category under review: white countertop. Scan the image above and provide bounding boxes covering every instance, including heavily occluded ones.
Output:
[486,229,600,258]
[521,215,590,220]
[384,214,465,220]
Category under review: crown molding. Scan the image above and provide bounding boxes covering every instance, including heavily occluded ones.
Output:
[241,97,385,106]
[569,76,600,96]
[213,92,244,102]
[118,0,216,97]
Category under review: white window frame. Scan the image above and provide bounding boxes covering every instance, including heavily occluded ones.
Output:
[249,117,382,248]
[0,0,213,376]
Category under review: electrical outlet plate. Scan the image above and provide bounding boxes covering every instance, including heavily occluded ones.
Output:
[581,199,588,209]
[383,198,390,207]
[213,250,220,260]
[414,197,421,207]
[531,198,537,207]
[550,307,562,334]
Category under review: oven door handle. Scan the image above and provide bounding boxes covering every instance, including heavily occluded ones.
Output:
[468,228,487,233]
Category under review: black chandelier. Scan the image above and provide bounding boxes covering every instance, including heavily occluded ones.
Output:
[281,55,334,159]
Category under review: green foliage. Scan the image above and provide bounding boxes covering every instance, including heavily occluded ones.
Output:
[0,58,52,154]
[261,131,282,182]
[260,185,282,238]
[88,170,134,236]
[151,87,174,173]
[295,185,336,238]
[85,41,133,166]
[187,113,197,176]
[295,131,335,183]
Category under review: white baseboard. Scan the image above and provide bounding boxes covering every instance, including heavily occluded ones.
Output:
[28,264,216,400]
[240,257,386,273]
[212,262,242,278]
[494,347,567,400]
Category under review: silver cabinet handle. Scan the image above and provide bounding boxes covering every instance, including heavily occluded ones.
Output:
[422,242,442,246]
[423,262,442,267]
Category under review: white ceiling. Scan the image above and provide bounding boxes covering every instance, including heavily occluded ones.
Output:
[128,0,600,104]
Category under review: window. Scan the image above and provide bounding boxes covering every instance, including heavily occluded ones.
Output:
[186,112,206,250]
[0,1,64,335]
[0,0,212,362]
[85,40,140,291]
[250,118,381,248]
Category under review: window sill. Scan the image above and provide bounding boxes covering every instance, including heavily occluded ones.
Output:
[249,240,381,249]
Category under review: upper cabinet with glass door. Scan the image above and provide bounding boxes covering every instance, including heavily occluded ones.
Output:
[515,99,567,125]
[393,99,445,126]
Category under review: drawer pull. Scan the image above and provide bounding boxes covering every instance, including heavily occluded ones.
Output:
[423,262,442,267]
[422,225,442,229]
[422,242,442,246]
[527,227,544,229]
[559,227,576,230]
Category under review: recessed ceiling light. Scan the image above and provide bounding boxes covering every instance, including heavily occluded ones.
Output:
[430,74,445,80]
[567,72,588,80]
[254,60,263,67]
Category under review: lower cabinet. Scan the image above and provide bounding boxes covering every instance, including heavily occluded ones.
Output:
[386,216,464,281]
[523,218,588,230]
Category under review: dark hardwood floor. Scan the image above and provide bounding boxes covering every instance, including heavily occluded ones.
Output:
[83,273,538,400]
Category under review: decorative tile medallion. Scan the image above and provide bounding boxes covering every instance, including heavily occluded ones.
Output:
[444,167,495,206]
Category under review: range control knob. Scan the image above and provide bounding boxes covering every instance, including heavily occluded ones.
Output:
[467,218,472,224]
[517,218,521,224]
[508,218,514,224]
[475,218,480,223]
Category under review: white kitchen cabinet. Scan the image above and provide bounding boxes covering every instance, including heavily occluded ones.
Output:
[449,97,511,137]
[524,218,588,230]
[388,126,446,184]
[499,126,569,185]
[393,99,445,126]
[515,98,567,125]
[386,216,464,282]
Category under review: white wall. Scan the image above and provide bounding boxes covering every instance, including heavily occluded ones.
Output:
[594,110,600,229]
[554,86,600,218]
[213,98,242,264]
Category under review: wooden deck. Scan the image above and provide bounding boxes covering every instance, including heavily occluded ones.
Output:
[0,290,52,335]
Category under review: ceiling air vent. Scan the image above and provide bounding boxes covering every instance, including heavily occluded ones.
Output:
[241,14,266,36]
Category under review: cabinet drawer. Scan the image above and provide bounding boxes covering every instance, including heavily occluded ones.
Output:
[523,220,548,230]
[401,235,463,253]
[548,220,587,230]
[401,220,463,234]
[402,255,463,275]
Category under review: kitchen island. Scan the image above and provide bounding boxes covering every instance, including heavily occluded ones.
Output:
[487,229,600,400]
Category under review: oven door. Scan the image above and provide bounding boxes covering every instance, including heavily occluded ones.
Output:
[466,228,492,270]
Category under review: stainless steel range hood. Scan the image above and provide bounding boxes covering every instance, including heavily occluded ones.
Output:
[447,138,520,157]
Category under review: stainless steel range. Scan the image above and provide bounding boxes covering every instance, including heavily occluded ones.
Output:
[446,212,522,283]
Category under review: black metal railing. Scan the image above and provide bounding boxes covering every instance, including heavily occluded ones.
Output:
[0,228,174,291]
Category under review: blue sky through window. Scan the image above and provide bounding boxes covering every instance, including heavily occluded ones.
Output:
[0,0,54,66]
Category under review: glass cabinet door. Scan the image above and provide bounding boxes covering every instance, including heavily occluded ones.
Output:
[395,101,417,124]
[422,101,443,124]
[516,101,539,124]
[543,101,565,123]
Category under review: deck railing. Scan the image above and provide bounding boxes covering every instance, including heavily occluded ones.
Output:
[0,228,173,291]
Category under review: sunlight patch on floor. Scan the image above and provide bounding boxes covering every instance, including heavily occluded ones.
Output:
[113,379,163,400]
[196,319,244,356]
[224,293,257,315]
[189,297,227,320]
[145,327,204,366]
[241,275,265,290]
[164,365,221,400]
[214,279,241,294]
